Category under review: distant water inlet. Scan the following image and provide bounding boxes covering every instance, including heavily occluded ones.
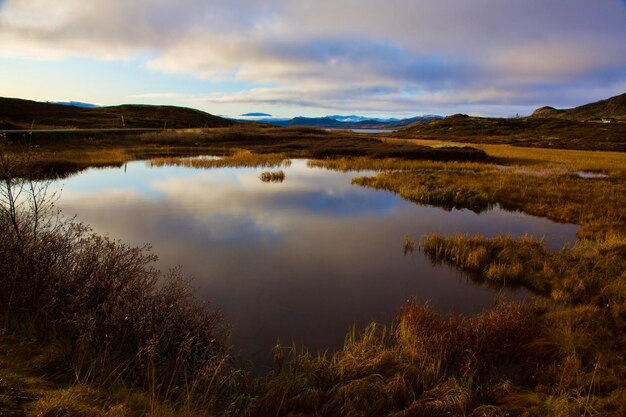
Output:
[50,159,578,371]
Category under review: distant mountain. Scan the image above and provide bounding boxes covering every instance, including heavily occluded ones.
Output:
[0,97,235,130]
[240,112,273,117]
[531,92,626,122]
[256,114,442,129]
[48,101,101,109]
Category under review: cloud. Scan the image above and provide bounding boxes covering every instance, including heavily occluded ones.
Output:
[1,0,626,114]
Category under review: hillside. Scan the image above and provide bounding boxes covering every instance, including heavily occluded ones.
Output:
[0,97,235,130]
[531,92,626,121]
[397,114,626,151]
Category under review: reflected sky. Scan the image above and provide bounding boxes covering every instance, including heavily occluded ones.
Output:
[52,160,579,370]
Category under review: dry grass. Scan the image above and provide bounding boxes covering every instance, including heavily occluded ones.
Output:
[342,162,625,239]
[259,170,286,183]
[392,115,626,151]
[2,136,625,415]
[421,233,626,306]
[300,145,626,416]
[149,150,291,169]
[245,302,547,417]
[387,138,626,176]
[419,232,626,417]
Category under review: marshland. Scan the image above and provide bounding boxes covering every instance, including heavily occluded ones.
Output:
[1,123,625,416]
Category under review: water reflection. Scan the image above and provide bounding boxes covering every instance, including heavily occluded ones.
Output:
[53,159,578,370]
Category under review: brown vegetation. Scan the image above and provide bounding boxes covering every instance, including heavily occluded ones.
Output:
[0,96,234,130]
[1,126,488,179]
[259,170,286,183]
[0,142,234,415]
[149,150,290,170]
[312,156,625,239]
[1,129,625,415]
[529,91,626,122]
[395,114,626,151]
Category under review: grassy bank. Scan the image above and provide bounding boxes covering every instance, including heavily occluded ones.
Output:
[311,148,626,239]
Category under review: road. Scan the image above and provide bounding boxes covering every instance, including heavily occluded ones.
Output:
[0,128,164,134]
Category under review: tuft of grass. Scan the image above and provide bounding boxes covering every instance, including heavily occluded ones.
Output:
[403,234,415,255]
[259,170,285,183]
[245,301,545,417]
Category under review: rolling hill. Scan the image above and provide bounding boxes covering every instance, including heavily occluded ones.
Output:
[397,113,626,151]
[531,92,626,122]
[0,97,235,130]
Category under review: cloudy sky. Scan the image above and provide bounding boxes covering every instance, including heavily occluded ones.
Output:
[1,0,626,118]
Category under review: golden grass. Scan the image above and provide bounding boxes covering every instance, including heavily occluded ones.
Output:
[421,233,626,307]
[246,302,550,416]
[2,137,625,415]
[259,170,286,183]
[149,150,290,169]
[303,145,626,416]
[386,138,626,176]
[0,336,221,417]
[336,160,625,239]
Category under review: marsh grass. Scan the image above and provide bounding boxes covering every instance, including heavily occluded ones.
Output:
[149,150,291,169]
[340,162,625,238]
[418,232,626,415]
[259,170,285,183]
[403,234,415,255]
[246,301,546,417]
[309,149,626,415]
[387,138,626,176]
[2,136,625,415]
[421,234,626,306]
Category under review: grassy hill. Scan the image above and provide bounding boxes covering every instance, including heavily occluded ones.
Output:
[397,114,626,151]
[0,97,235,130]
[531,92,626,121]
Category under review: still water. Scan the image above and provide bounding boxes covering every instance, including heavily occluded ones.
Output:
[52,159,578,369]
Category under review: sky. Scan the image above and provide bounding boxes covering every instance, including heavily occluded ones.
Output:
[1,0,626,118]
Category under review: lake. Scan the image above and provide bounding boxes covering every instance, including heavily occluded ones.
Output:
[51,159,578,371]
[326,128,396,133]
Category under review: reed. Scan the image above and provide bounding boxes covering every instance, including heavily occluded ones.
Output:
[246,301,545,417]
[259,170,286,182]
[150,150,291,169]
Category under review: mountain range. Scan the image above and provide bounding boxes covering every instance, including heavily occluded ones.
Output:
[249,114,442,129]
